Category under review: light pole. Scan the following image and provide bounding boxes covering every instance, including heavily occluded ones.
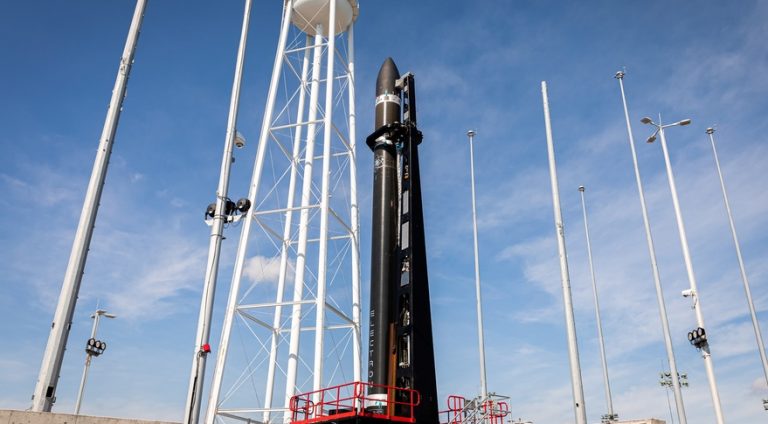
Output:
[467,129,489,402]
[642,116,725,424]
[577,186,616,424]
[74,309,116,415]
[706,127,768,409]
[183,1,253,423]
[660,369,689,424]
[614,71,687,424]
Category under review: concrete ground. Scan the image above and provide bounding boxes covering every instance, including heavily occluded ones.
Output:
[0,410,178,424]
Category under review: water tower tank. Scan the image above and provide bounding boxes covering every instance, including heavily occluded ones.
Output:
[291,0,359,36]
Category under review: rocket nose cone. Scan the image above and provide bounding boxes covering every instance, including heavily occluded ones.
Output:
[376,57,400,96]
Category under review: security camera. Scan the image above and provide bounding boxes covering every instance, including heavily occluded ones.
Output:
[681,289,694,298]
[234,131,246,148]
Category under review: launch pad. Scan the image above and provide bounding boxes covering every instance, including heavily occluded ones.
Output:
[288,383,513,424]
[289,382,419,424]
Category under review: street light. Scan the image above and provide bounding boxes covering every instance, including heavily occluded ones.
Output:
[706,127,768,410]
[660,370,689,388]
[74,309,116,415]
[659,369,689,424]
[614,72,687,424]
[642,115,725,424]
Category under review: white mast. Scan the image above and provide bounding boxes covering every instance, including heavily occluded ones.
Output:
[31,0,147,411]
[615,71,687,424]
[577,186,616,423]
[706,127,768,408]
[467,129,489,401]
[541,81,587,424]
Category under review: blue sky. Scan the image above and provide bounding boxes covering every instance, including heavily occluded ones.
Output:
[2,1,768,423]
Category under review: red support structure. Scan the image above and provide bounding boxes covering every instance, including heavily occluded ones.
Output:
[290,382,420,424]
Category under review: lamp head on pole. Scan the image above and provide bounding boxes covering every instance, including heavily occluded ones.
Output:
[467,129,476,138]
[93,309,116,319]
[640,117,653,125]
[677,118,692,126]
[578,185,585,192]
[706,127,715,135]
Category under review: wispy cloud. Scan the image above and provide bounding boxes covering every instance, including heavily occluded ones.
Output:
[243,254,295,285]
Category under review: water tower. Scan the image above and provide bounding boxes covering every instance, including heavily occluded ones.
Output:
[205,0,361,423]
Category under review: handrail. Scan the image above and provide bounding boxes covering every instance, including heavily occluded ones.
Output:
[290,381,419,424]
[439,395,510,424]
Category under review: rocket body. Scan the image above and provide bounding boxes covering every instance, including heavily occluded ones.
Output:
[368,58,401,399]
[365,57,438,424]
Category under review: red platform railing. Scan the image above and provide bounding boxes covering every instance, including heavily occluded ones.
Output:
[440,395,467,424]
[290,381,420,424]
[439,395,509,424]
[484,399,508,424]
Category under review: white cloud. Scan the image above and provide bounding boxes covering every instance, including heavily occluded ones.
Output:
[103,239,206,319]
[0,166,83,209]
[243,254,294,285]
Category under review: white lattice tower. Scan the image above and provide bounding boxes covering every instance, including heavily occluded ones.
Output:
[205,1,361,423]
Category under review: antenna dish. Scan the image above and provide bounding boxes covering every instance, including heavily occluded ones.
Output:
[291,0,359,36]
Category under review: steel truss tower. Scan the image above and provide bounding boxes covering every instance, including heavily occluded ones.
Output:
[205,1,361,423]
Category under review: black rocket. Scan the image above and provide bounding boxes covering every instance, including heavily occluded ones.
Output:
[366,58,439,424]
[367,57,400,402]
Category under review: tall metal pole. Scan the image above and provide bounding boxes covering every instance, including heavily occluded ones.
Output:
[312,0,338,402]
[74,342,94,415]
[614,72,687,424]
[284,25,323,414]
[31,0,147,411]
[261,33,311,424]
[183,1,253,423]
[203,2,296,422]
[467,130,489,401]
[347,24,363,386]
[74,310,115,415]
[655,120,725,424]
[541,81,587,424]
[706,127,768,397]
[577,186,615,421]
